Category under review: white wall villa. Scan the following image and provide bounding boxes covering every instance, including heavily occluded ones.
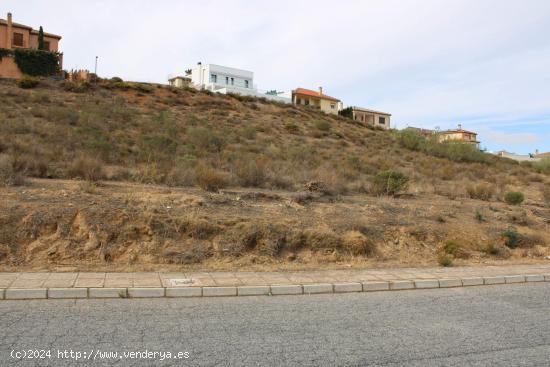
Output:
[189,63,291,103]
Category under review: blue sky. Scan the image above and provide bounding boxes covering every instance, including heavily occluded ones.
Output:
[3,0,550,154]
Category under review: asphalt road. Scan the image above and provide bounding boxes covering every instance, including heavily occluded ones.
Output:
[1,283,550,366]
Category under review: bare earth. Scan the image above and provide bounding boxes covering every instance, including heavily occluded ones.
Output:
[0,178,548,272]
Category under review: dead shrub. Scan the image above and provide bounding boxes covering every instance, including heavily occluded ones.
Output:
[543,185,550,206]
[0,154,26,186]
[303,228,341,251]
[165,166,196,187]
[68,156,105,182]
[341,231,376,256]
[163,244,212,264]
[195,165,229,192]
[233,157,267,187]
[466,182,494,201]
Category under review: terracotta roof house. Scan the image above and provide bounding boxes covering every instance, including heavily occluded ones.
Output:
[292,87,342,115]
[350,106,391,130]
[534,150,550,159]
[439,124,479,146]
[0,12,62,78]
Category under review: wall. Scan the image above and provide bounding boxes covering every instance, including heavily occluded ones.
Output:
[191,64,254,90]
[352,110,391,129]
[0,25,7,48]
[29,35,59,51]
[0,56,23,78]
[319,98,339,115]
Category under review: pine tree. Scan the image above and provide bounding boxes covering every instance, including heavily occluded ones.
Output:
[38,26,45,50]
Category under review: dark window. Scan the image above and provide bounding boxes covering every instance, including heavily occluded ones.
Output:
[210,74,217,83]
[305,99,310,106]
[43,41,50,51]
[296,98,301,104]
[225,76,229,84]
[360,115,364,122]
[379,116,386,125]
[231,77,234,85]
[245,80,249,88]
[13,32,24,47]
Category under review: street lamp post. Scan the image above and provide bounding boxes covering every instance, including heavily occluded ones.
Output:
[94,56,98,83]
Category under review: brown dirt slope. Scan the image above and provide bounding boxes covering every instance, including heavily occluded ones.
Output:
[0,78,548,271]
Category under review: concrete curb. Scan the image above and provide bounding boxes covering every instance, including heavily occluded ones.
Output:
[0,273,548,300]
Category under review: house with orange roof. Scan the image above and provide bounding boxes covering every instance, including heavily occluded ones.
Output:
[439,124,479,146]
[292,87,342,115]
[0,12,62,78]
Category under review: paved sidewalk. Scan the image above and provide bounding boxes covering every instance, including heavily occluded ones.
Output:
[1,264,549,299]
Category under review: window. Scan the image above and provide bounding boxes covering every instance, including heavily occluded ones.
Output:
[43,41,50,51]
[210,74,217,83]
[225,76,229,84]
[330,104,336,109]
[296,98,301,104]
[13,32,24,47]
[231,77,234,85]
[305,99,310,106]
[360,115,364,122]
[379,116,386,125]
[245,80,249,88]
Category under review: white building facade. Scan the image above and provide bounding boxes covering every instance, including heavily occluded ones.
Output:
[189,63,291,103]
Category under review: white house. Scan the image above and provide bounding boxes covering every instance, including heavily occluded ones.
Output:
[189,63,291,103]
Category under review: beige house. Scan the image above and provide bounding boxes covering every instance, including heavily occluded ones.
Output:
[351,106,391,130]
[439,124,479,146]
[168,75,191,88]
[292,87,342,115]
[0,12,62,78]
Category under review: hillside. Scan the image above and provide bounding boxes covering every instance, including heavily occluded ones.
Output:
[0,78,549,271]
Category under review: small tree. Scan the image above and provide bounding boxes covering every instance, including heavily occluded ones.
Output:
[38,26,45,50]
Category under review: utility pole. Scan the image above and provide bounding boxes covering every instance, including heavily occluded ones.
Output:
[94,56,98,83]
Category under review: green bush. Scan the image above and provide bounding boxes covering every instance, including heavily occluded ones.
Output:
[397,129,487,163]
[534,158,550,174]
[501,228,519,249]
[371,170,409,196]
[397,129,425,151]
[13,48,60,76]
[504,191,524,205]
[17,75,39,89]
[438,253,453,267]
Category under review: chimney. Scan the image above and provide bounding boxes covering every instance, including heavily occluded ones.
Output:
[458,123,462,130]
[197,61,202,66]
[6,12,13,49]
[535,149,540,155]
[319,87,323,95]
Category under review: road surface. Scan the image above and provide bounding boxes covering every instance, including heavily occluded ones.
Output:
[1,283,550,366]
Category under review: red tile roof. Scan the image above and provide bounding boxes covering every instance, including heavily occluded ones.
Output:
[443,129,477,135]
[0,18,61,39]
[293,88,340,102]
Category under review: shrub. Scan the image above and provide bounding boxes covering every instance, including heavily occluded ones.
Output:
[534,158,550,174]
[438,253,453,267]
[542,186,550,206]
[466,183,494,201]
[315,121,331,132]
[17,75,39,89]
[284,122,299,133]
[110,77,124,82]
[13,48,60,76]
[501,228,520,249]
[371,170,409,196]
[341,231,376,256]
[234,158,266,187]
[483,243,510,258]
[504,191,524,205]
[442,241,468,259]
[0,154,26,186]
[397,129,425,151]
[67,156,105,182]
[195,165,228,192]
